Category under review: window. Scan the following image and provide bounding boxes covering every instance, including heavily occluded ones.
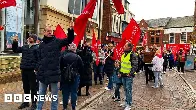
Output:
[181,32,187,43]
[169,33,175,44]
[124,0,128,10]
[150,31,155,36]
[68,0,82,15]
[156,30,160,36]
[155,37,159,44]
[151,37,154,44]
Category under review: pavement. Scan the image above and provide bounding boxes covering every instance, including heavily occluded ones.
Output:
[81,70,196,110]
[0,70,196,110]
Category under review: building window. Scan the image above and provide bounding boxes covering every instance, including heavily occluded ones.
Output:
[181,32,187,43]
[155,30,160,36]
[124,0,128,10]
[155,37,159,44]
[150,37,154,44]
[68,0,82,15]
[150,31,155,36]
[169,33,175,44]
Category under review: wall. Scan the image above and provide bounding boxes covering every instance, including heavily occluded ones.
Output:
[164,27,194,34]
[40,0,69,13]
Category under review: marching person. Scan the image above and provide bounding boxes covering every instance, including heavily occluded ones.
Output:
[60,43,83,110]
[162,50,169,74]
[177,48,187,74]
[104,43,115,90]
[36,23,74,110]
[119,42,138,110]
[12,34,39,110]
[168,50,174,70]
[152,50,164,88]
[77,41,93,96]
[93,44,105,85]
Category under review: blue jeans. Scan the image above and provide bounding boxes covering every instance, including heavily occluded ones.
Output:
[122,77,133,106]
[107,75,113,89]
[36,82,58,110]
[153,71,163,87]
[115,84,121,99]
[61,75,80,110]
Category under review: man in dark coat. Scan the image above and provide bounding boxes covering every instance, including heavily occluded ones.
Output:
[77,42,93,96]
[162,51,169,74]
[12,34,38,110]
[104,43,115,90]
[60,43,83,110]
[36,24,74,110]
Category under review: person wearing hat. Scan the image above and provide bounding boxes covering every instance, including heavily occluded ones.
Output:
[60,42,83,110]
[12,34,39,110]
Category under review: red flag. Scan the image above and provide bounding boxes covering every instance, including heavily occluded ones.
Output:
[73,0,96,46]
[112,0,124,14]
[142,32,147,46]
[91,30,96,52]
[54,24,67,51]
[0,0,16,9]
[122,18,141,51]
[113,38,126,60]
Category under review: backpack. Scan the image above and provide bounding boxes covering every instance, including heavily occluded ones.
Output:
[62,56,78,83]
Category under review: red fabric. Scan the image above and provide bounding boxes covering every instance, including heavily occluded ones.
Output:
[142,32,147,46]
[113,38,126,60]
[156,53,162,58]
[73,0,97,46]
[0,0,16,9]
[91,29,100,66]
[54,24,67,51]
[122,18,141,51]
[112,0,124,14]
[113,19,140,60]
[91,30,96,52]
[0,25,4,30]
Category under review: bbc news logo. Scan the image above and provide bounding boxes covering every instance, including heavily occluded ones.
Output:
[4,94,58,102]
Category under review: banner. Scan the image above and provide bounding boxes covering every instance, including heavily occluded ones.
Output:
[185,55,194,70]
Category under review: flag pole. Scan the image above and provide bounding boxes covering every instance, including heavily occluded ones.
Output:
[98,0,102,40]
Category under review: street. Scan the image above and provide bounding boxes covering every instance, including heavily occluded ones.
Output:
[0,70,196,110]
[81,70,196,110]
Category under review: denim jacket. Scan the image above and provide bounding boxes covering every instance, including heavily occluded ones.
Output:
[113,67,122,84]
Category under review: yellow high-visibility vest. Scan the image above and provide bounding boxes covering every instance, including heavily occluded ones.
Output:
[120,52,137,75]
[120,52,132,74]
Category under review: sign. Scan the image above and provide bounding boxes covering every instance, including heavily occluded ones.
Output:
[185,55,195,70]
[5,0,23,49]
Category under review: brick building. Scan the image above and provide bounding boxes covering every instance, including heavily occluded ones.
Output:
[101,0,134,45]
[138,16,194,47]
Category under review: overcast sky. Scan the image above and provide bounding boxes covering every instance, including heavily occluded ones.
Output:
[128,0,195,21]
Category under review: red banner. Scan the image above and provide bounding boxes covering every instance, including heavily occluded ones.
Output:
[166,44,190,60]
[112,0,124,14]
[73,0,96,46]
[0,0,16,9]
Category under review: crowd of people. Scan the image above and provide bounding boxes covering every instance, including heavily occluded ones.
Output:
[11,24,189,110]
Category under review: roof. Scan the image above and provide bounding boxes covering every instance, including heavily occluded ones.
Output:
[146,17,171,28]
[166,16,194,28]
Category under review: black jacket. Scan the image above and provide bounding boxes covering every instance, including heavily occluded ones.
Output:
[104,50,115,76]
[60,50,83,84]
[36,28,74,84]
[12,41,38,70]
[77,46,93,86]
